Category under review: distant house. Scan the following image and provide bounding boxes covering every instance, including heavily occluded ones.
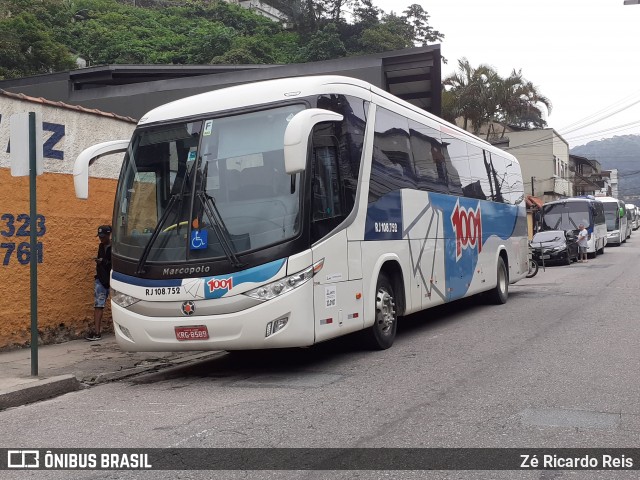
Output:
[225,0,288,23]
[569,154,610,197]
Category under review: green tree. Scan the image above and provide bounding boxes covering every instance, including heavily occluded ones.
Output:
[495,69,552,132]
[358,13,413,54]
[298,22,346,62]
[0,11,75,79]
[402,4,444,45]
[442,58,499,133]
[443,58,551,135]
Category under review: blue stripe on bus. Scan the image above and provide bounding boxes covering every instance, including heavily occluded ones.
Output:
[204,258,286,299]
[112,272,183,288]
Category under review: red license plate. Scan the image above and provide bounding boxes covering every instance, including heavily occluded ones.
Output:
[175,326,209,341]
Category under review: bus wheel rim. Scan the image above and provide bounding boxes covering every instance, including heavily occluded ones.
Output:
[376,288,396,335]
[498,264,506,292]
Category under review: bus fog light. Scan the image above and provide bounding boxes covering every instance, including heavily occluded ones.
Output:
[111,289,140,308]
[118,323,133,341]
[273,318,288,333]
[266,318,288,337]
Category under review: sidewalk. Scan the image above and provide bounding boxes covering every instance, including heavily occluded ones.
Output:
[0,335,223,411]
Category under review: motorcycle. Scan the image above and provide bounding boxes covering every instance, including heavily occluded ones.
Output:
[526,257,538,278]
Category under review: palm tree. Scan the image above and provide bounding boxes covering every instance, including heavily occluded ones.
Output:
[442,59,552,138]
[442,58,499,134]
[495,69,552,134]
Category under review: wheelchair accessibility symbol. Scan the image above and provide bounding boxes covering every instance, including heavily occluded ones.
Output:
[190,229,208,250]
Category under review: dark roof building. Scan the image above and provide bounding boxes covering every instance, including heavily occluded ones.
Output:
[0,46,442,120]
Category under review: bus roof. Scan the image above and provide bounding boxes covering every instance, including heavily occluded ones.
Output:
[543,197,601,206]
[137,75,516,163]
[595,196,622,204]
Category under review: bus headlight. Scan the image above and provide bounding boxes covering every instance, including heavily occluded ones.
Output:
[244,259,324,302]
[111,288,141,308]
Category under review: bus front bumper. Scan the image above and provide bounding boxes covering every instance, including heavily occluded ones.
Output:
[111,282,315,351]
[607,230,621,244]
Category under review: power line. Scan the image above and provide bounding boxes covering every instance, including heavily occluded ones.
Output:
[557,89,640,132]
[558,98,640,136]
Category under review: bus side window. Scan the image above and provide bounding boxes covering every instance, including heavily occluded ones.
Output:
[466,145,491,201]
[368,107,415,203]
[408,120,448,194]
[440,134,469,197]
[311,124,344,244]
[312,145,342,221]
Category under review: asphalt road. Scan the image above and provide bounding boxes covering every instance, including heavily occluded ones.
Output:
[3,237,640,479]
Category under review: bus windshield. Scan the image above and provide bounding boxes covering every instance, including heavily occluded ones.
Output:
[602,202,620,231]
[113,104,305,264]
[542,202,590,231]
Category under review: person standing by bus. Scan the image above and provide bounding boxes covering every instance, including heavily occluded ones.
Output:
[577,222,589,263]
[87,225,112,341]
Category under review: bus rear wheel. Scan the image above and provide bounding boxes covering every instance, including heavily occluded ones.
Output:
[486,257,508,305]
[364,273,397,350]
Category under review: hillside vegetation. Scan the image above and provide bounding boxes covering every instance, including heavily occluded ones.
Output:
[0,0,442,79]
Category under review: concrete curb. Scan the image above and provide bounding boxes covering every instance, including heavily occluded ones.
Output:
[81,351,225,386]
[0,374,82,411]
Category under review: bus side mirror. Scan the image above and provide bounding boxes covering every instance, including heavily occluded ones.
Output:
[619,208,625,218]
[283,109,343,174]
[73,140,130,199]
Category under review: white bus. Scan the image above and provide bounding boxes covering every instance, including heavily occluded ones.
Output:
[625,203,637,234]
[541,196,607,257]
[74,76,528,352]
[599,196,627,246]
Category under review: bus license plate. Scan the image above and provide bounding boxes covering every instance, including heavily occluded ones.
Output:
[175,326,209,341]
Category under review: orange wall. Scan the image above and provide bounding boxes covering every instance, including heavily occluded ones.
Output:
[0,170,116,349]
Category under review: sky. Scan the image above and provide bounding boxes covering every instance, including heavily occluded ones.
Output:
[369,0,640,149]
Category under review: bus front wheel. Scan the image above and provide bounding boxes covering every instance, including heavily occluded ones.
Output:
[364,273,397,350]
[486,257,508,305]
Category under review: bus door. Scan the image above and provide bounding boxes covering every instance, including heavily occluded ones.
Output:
[310,127,363,343]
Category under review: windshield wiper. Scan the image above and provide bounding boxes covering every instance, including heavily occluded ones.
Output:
[195,159,243,268]
[135,193,180,274]
[196,183,243,269]
[136,161,192,274]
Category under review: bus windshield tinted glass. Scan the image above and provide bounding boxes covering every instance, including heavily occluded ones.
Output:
[542,203,590,231]
[602,203,620,231]
[113,104,305,263]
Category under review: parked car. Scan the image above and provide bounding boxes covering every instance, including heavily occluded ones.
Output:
[530,230,579,265]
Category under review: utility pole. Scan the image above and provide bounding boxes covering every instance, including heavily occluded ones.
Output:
[10,112,43,376]
[531,176,535,196]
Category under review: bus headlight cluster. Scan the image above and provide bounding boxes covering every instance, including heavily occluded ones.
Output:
[111,288,141,308]
[244,259,324,302]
